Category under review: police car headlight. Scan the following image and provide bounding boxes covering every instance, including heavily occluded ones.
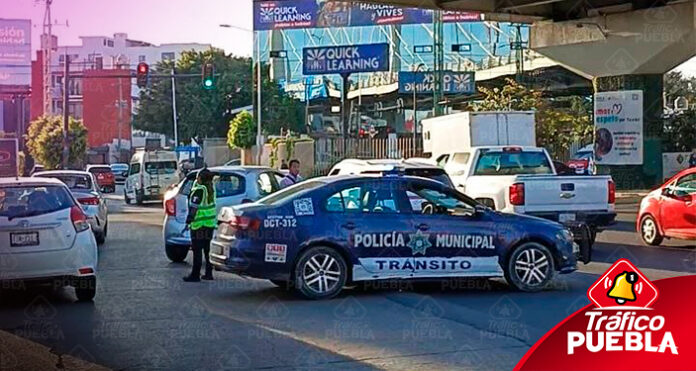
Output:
[556,229,573,243]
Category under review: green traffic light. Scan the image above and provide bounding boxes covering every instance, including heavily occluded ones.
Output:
[204,79,213,88]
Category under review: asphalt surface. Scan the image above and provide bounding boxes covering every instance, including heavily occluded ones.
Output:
[0,186,694,371]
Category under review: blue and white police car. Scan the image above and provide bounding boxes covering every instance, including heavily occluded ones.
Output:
[210,175,577,299]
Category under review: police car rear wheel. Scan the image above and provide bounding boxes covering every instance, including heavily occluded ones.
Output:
[294,247,347,300]
[505,243,555,292]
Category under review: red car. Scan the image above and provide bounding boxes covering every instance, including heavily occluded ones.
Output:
[637,167,696,245]
[86,164,116,193]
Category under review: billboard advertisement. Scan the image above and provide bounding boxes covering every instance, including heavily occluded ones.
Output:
[253,1,480,30]
[594,90,643,165]
[398,71,475,95]
[0,138,18,177]
[303,43,390,75]
[0,19,31,88]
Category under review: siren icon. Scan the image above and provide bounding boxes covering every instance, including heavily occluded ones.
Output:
[606,271,639,305]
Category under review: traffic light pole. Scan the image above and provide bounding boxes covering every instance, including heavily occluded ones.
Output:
[256,31,263,165]
[171,69,179,147]
[62,49,70,169]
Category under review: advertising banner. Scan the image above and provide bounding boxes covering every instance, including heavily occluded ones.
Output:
[253,1,480,30]
[0,19,31,87]
[0,138,18,177]
[593,90,643,165]
[303,43,390,75]
[281,77,327,102]
[398,71,475,95]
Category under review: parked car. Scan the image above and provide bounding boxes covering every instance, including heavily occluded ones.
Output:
[328,159,454,187]
[86,164,116,193]
[163,166,284,262]
[637,167,696,245]
[124,149,178,204]
[110,163,129,183]
[34,170,109,244]
[209,174,579,299]
[0,177,98,301]
[566,145,595,175]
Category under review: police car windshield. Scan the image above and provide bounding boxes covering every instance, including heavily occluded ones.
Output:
[257,180,326,205]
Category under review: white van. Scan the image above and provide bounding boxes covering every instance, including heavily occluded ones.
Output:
[124,149,178,204]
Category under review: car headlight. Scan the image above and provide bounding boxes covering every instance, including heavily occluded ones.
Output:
[556,229,573,243]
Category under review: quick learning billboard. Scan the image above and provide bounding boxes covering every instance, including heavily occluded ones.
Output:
[398,71,475,95]
[253,1,480,30]
[303,43,390,75]
[0,19,31,88]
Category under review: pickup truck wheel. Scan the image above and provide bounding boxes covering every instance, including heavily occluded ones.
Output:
[505,243,555,292]
[640,216,663,246]
[294,246,347,300]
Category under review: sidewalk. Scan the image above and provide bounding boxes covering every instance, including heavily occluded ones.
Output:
[0,330,109,371]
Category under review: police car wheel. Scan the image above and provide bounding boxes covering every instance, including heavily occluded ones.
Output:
[505,243,555,292]
[294,247,347,300]
[640,216,663,246]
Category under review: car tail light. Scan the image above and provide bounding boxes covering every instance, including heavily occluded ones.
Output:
[509,183,525,206]
[503,146,522,153]
[78,267,94,274]
[165,197,176,216]
[78,196,100,206]
[608,180,616,204]
[70,205,90,232]
[228,215,261,232]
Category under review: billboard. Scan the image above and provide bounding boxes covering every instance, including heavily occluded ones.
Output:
[303,43,390,75]
[0,19,31,88]
[0,138,18,177]
[398,71,475,95]
[594,90,643,165]
[253,1,480,30]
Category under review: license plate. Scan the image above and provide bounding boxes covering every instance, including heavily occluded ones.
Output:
[559,213,576,223]
[10,232,40,247]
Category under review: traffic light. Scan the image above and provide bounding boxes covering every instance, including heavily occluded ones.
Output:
[202,63,214,89]
[136,62,149,88]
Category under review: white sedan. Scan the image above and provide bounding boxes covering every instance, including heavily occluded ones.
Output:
[0,177,98,301]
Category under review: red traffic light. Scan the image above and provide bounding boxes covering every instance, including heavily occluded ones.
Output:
[136,62,149,88]
[137,62,149,74]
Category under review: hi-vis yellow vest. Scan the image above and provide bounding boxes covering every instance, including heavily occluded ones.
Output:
[190,183,217,230]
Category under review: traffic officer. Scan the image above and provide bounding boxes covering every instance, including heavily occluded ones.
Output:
[183,168,217,282]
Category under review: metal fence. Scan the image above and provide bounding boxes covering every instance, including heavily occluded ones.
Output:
[313,135,423,176]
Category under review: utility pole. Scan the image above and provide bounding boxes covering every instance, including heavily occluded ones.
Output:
[170,69,179,147]
[256,31,263,165]
[413,63,426,156]
[42,0,53,116]
[62,49,70,169]
[116,77,126,154]
[433,10,444,116]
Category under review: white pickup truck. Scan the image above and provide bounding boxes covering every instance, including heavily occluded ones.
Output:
[436,145,616,240]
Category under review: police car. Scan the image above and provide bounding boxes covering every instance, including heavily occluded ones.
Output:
[210,175,577,299]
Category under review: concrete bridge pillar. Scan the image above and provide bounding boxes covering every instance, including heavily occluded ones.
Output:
[530,2,696,188]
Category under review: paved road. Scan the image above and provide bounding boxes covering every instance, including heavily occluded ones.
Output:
[0,190,694,370]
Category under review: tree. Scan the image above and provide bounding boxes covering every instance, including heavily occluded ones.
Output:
[257,70,305,136]
[227,110,256,149]
[135,49,254,143]
[473,78,593,158]
[663,72,696,152]
[25,116,87,170]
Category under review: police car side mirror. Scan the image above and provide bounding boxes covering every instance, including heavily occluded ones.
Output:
[474,204,487,215]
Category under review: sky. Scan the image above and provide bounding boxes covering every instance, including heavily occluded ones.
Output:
[3,0,254,56]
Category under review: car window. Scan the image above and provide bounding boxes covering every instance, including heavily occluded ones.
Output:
[216,173,245,198]
[325,183,406,213]
[473,150,553,176]
[88,167,111,174]
[0,185,74,218]
[325,186,362,212]
[36,174,93,191]
[329,168,341,176]
[129,163,140,175]
[257,173,275,197]
[672,174,696,197]
[145,161,177,175]
[257,180,326,205]
[273,172,284,187]
[408,183,475,215]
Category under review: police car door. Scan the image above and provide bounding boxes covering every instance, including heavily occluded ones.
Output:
[405,180,502,279]
[325,180,414,281]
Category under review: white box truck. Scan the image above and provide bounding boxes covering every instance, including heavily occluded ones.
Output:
[422,111,536,158]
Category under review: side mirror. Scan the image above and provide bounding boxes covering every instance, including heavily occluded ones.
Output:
[662,187,672,197]
[474,204,487,214]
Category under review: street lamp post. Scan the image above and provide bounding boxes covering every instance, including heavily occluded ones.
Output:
[220,24,261,165]
[412,63,426,156]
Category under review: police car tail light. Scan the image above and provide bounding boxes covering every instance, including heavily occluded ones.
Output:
[70,206,90,233]
[164,197,176,216]
[608,180,616,204]
[229,215,260,231]
[509,183,525,206]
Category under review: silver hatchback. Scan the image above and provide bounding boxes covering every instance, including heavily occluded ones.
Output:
[33,170,109,245]
[162,166,283,262]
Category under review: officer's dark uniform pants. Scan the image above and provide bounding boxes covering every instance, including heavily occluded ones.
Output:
[190,227,214,278]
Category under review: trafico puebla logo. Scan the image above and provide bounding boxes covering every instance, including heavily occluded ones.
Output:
[568,259,676,355]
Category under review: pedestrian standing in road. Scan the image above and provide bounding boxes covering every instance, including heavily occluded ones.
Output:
[689,147,696,168]
[280,159,303,188]
[183,168,217,282]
